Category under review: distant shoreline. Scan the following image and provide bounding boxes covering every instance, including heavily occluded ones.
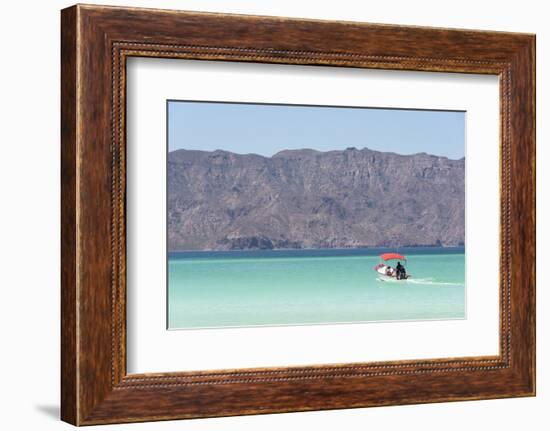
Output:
[168,245,465,254]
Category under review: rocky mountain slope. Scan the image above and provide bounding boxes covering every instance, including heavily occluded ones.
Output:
[168,147,465,250]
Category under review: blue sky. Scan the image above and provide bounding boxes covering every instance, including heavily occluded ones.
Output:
[168,101,465,160]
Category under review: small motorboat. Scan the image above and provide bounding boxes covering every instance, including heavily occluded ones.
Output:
[374,252,410,281]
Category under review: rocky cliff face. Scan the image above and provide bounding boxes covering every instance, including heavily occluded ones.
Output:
[168,148,465,251]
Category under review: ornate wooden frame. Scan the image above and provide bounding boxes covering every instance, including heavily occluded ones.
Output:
[61,4,535,425]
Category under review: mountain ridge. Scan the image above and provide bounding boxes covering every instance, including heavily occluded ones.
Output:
[168,147,465,251]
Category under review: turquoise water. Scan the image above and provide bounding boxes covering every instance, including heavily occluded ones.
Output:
[168,248,465,329]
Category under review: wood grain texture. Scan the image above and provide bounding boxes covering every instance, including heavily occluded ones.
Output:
[60,4,536,425]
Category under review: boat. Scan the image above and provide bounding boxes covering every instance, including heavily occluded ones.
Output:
[374,252,410,281]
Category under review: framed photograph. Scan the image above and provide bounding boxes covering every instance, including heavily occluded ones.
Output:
[61,4,535,425]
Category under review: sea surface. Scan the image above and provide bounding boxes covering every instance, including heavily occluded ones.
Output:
[168,247,465,329]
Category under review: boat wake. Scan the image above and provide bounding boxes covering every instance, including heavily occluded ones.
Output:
[377,277,463,287]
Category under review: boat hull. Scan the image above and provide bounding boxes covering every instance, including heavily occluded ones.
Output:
[374,263,410,281]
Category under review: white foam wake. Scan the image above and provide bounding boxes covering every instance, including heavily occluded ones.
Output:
[377,277,463,287]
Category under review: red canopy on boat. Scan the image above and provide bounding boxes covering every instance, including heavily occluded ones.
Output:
[380,253,406,261]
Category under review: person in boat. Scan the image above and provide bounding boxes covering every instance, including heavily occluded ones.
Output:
[396,261,405,280]
[385,266,394,277]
